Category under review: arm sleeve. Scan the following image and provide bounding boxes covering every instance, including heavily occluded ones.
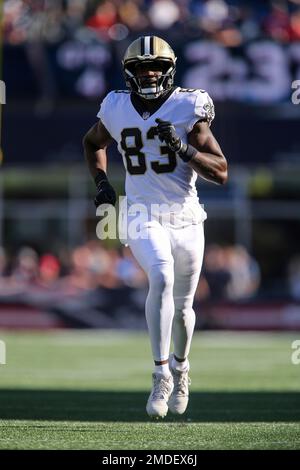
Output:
[186,90,215,134]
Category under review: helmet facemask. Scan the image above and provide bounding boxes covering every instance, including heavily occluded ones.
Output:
[124,59,176,100]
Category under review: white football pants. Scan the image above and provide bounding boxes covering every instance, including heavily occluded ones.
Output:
[128,218,205,363]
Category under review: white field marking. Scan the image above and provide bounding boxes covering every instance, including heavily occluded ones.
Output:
[0,421,151,428]
[193,359,296,370]
[1,330,144,346]
[0,361,150,373]
[195,331,299,345]
[0,363,122,372]
[1,421,298,428]
[0,369,136,380]
[2,405,143,413]
[1,331,294,349]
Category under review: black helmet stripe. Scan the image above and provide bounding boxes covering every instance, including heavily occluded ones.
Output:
[140,36,154,56]
[150,36,154,55]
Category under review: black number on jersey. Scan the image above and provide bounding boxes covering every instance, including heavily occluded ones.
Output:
[120,127,177,175]
[120,128,147,175]
[146,127,177,174]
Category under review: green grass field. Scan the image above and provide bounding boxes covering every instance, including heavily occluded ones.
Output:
[0,330,299,450]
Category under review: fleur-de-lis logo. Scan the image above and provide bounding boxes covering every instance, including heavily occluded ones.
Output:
[203,101,215,126]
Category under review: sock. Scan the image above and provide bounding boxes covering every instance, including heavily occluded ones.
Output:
[171,355,189,372]
[154,363,171,377]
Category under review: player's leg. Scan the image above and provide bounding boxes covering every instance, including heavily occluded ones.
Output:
[129,220,175,365]
[172,222,204,361]
[128,219,175,417]
[169,222,205,414]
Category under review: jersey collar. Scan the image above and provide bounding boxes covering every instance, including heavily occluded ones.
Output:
[130,86,177,120]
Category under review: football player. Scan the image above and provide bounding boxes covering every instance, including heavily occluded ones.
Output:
[83,36,228,418]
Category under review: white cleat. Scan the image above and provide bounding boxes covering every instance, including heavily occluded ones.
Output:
[146,373,174,419]
[168,356,191,415]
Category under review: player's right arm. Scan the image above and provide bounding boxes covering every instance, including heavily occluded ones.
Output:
[83,120,116,207]
[83,119,113,179]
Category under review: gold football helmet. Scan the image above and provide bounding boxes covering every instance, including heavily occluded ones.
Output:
[122,36,177,100]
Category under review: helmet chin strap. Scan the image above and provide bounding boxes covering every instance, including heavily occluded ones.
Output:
[124,65,174,100]
[139,85,164,100]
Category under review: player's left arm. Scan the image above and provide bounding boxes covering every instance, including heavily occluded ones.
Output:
[187,120,228,185]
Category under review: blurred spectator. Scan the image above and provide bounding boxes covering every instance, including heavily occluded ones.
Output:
[3,0,27,45]
[224,245,261,300]
[4,0,65,44]
[64,0,87,36]
[0,241,261,301]
[0,246,7,277]
[194,274,211,302]
[211,21,243,46]
[37,253,61,288]
[116,246,147,288]
[237,4,262,42]
[202,244,232,301]
[85,1,118,40]
[118,0,148,33]
[61,241,116,290]
[148,0,180,30]
[263,0,291,42]
[10,246,39,285]
[201,244,261,301]
[199,0,230,32]
[4,0,300,46]
[289,7,300,40]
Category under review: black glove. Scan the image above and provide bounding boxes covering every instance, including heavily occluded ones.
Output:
[155,118,182,152]
[155,118,197,163]
[94,171,116,208]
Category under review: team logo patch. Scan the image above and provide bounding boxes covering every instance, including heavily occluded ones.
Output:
[142,112,151,120]
[203,101,215,125]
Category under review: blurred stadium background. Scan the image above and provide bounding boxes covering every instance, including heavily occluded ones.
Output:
[1,0,300,331]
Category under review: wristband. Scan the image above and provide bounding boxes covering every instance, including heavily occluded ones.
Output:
[177,143,198,162]
[94,170,108,190]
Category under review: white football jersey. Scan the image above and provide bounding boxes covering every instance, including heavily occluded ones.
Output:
[97,86,214,221]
